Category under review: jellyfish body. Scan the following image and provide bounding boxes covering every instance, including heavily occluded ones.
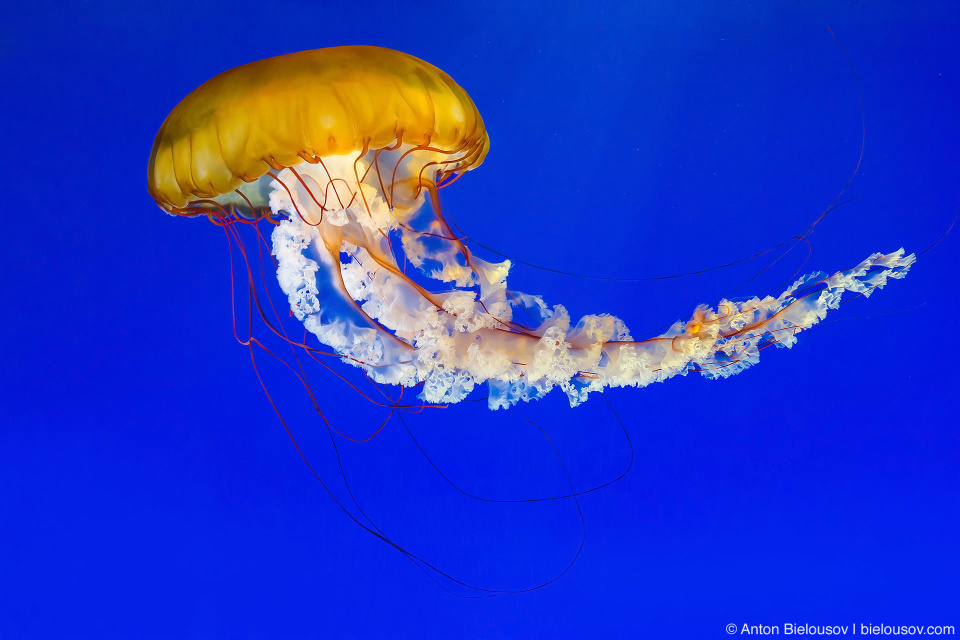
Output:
[148,46,914,410]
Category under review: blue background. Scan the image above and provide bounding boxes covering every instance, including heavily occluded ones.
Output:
[2,1,957,638]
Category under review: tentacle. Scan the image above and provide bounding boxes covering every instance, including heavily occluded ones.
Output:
[267,152,915,409]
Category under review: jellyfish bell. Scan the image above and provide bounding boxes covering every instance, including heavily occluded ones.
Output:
[147,46,488,214]
[147,44,915,586]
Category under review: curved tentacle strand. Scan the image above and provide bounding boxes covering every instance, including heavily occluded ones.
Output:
[268,153,915,410]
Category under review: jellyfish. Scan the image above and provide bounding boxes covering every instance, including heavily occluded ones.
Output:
[147,45,913,413]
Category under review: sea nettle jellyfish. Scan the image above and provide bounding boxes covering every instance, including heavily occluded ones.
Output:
[148,46,912,413]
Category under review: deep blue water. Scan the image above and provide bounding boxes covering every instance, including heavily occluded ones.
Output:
[2,2,958,638]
